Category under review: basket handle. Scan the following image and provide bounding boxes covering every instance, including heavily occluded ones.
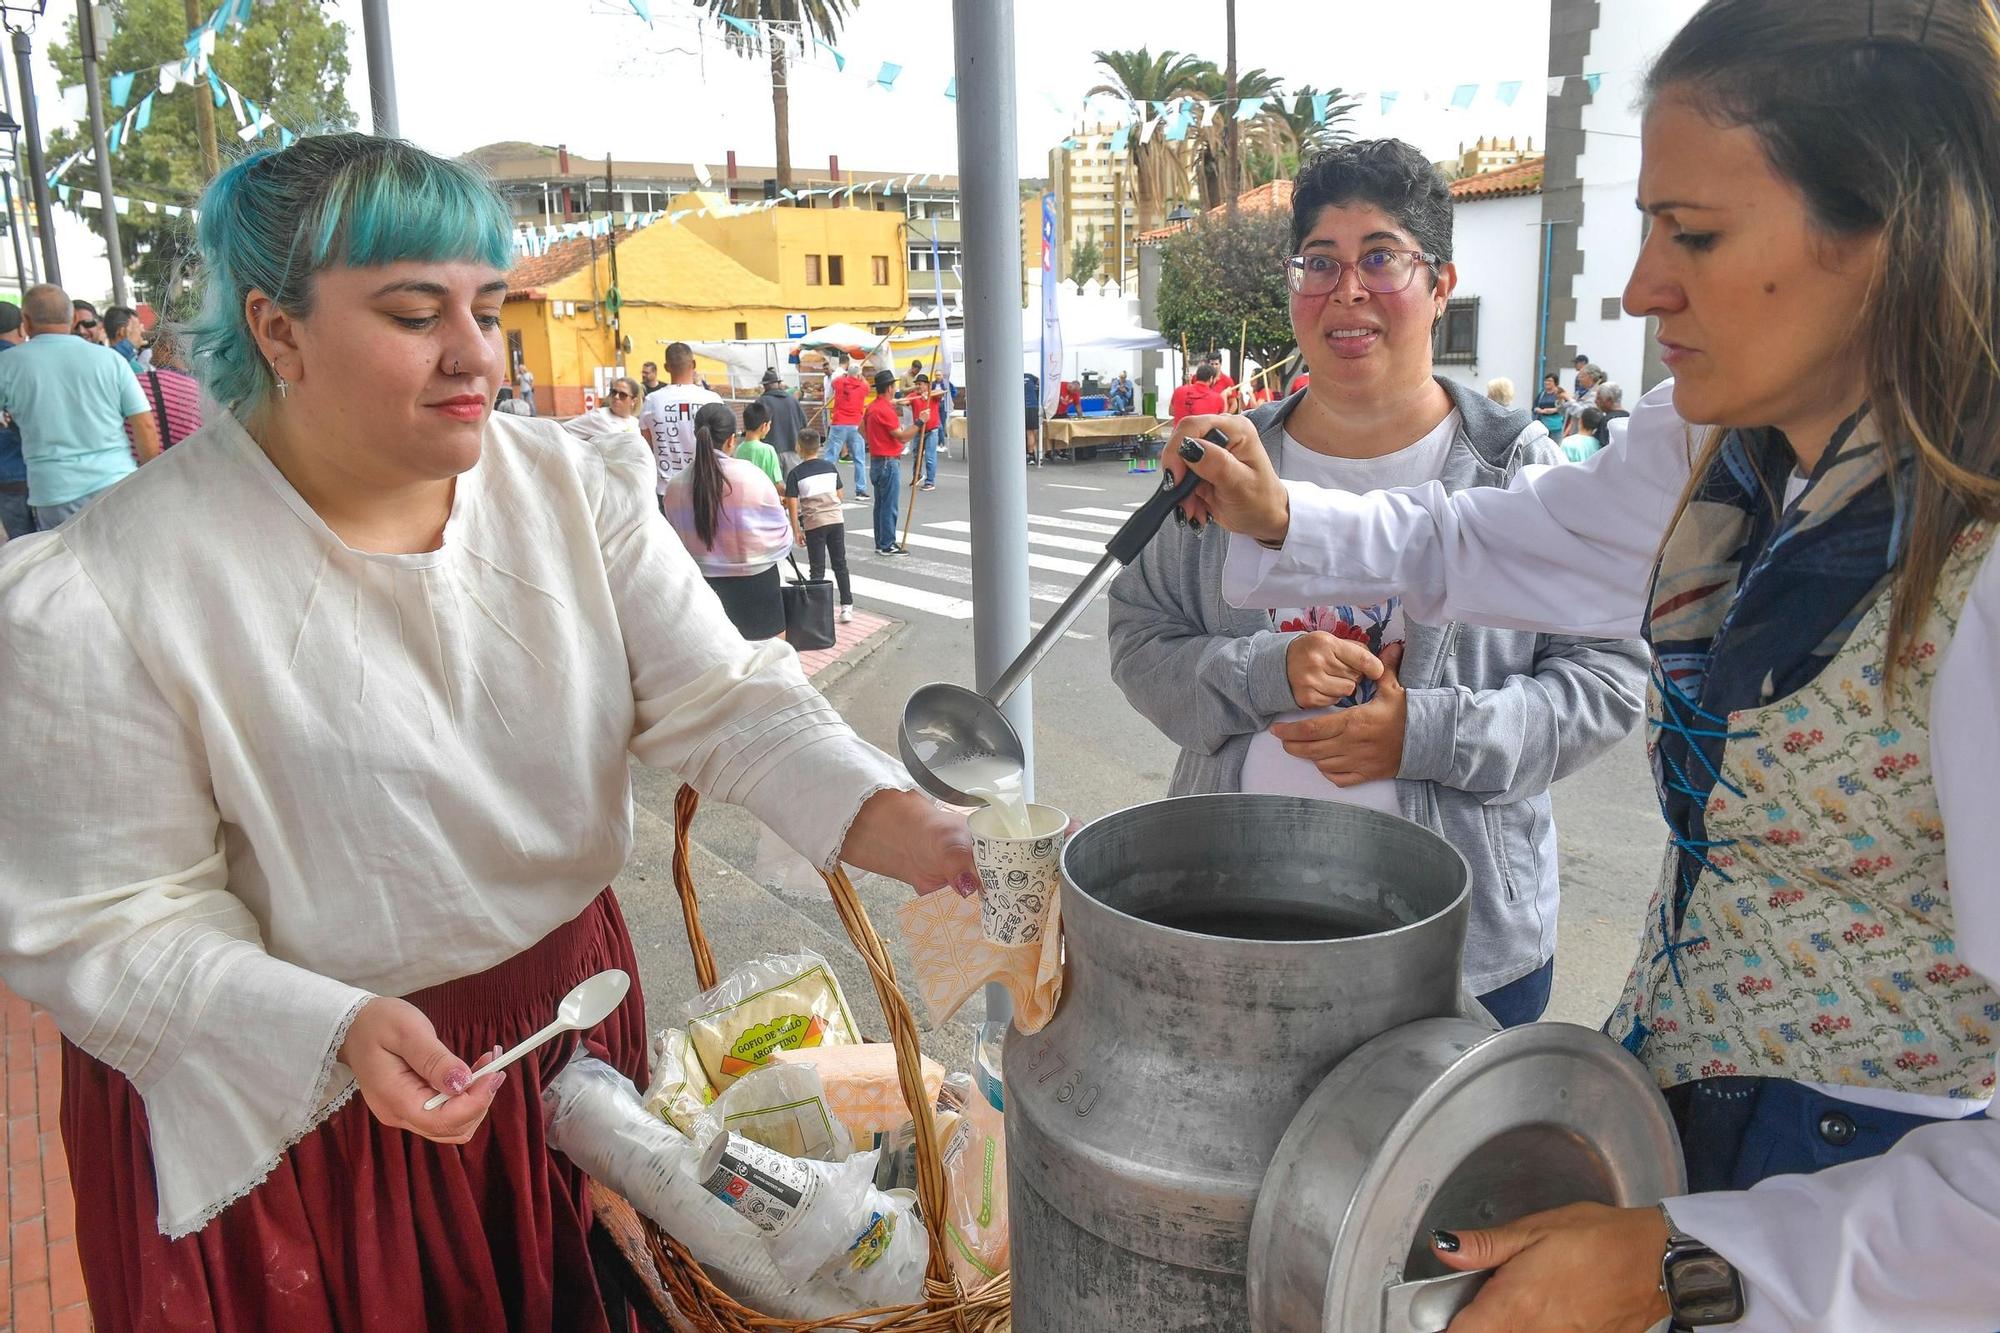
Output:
[669,785,969,1314]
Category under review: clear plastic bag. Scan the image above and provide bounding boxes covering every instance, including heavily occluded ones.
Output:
[692,1061,853,1162]
[682,951,862,1090]
[935,1072,1010,1288]
[542,1053,925,1318]
[642,1026,715,1134]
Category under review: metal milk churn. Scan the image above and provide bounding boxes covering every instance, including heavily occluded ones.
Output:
[1006,794,1472,1332]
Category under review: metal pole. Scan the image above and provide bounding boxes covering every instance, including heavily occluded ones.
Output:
[0,34,37,283]
[77,0,126,306]
[1,173,25,296]
[360,0,398,137]
[13,30,58,284]
[952,0,1029,1029]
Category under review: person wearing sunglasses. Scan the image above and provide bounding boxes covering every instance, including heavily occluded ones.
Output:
[71,299,105,345]
[1109,138,1647,1030]
[562,375,652,502]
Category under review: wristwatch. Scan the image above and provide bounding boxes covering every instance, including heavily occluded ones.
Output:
[1660,1205,1747,1328]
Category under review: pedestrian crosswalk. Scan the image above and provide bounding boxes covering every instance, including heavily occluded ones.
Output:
[836,492,1149,640]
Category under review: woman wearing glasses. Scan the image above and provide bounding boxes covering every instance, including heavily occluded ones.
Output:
[563,375,652,496]
[1108,138,1648,1028]
[1172,2,2000,1327]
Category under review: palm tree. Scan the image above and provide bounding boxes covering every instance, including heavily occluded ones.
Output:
[1087,48,1214,235]
[1272,85,1359,163]
[1188,66,1285,208]
[699,0,856,197]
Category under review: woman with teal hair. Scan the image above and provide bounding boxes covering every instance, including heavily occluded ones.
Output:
[0,133,975,1329]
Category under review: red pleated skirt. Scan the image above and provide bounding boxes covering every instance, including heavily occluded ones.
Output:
[61,888,652,1333]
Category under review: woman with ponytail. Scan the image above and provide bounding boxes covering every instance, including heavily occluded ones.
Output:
[0,133,971,1330]
[662,399,793,639]
[1172,2,2000,1327]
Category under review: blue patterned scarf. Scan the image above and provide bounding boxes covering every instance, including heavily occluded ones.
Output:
[1644,408,1905,962]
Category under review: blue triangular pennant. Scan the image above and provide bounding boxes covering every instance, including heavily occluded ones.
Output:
[1379,91,1399,115]
[1450,84,1477,110]
[944,77,956,100]
[1311,92,1330,124]
[1583,72,1603,94]
[1495,80,1522,106]
[134,91,154,132]
[109,71,136,108]
[815,38,845,71]
[875,61,901,90]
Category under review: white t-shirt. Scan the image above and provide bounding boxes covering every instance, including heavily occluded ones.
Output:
[639,383,722,494]
[1239,411,1459,815]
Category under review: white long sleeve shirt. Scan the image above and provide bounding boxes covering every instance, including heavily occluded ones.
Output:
[0,410,909,1238]
[1225,381,2000,1331]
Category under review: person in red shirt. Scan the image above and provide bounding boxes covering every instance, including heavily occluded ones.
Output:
[910,373,946,490]
[1208,356,1237,409]
[862,369,918,553]
[1169,363,1226,419]
[827,354,871,496]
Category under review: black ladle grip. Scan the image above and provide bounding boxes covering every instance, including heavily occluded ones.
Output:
[1105,429,1221,564]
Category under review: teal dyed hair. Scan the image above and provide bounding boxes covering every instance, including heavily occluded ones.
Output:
[188,133,514,409]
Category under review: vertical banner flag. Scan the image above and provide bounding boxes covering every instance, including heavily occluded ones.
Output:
[1040,192,1062,417]
[1379,91,1399,115]
[1311,91,1331,124]
[930,228,952,400]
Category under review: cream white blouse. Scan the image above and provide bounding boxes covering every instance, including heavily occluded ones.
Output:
[0,410,910,1237]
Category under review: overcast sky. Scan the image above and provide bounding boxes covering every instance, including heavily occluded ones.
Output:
[330,0,1556,176]
[24,0,1558,298]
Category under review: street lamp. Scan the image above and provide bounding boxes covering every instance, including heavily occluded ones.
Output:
[1166,203,1196,225]
[0,106,26,296]
[0,0,56,283]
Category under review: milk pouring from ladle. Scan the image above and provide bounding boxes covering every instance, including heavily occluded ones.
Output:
[899,432,1218,806]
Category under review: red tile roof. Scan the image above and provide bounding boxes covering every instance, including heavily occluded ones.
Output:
[1137,180,1293,243]
[1450,158,1544,201]
[506,225,646,296]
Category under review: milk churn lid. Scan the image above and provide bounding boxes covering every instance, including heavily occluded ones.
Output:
[1247,1018,1686,1333]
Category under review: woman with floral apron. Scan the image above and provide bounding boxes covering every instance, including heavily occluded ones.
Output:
[1171,1,2000,1328]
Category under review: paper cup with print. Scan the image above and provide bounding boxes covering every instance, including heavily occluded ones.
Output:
[968,803,1069,946]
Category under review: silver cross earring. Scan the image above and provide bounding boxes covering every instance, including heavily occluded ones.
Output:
[273,373,289,398]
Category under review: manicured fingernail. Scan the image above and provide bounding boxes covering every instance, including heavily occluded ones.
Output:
[1431,1230,1460,1253]
[951,871,980,898]
[1179,439,1206,464]
[1189,518,1204,533]
[1174,508,1187,528]
[445,1068,470,1095]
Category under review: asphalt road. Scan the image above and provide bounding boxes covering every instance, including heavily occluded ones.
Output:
[612,443,1667,1072]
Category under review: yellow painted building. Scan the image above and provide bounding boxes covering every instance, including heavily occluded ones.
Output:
[502,194,909,415]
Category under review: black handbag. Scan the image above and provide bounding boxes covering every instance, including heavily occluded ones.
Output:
[781,554,837,650]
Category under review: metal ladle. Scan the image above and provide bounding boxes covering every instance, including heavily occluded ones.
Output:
[900,434,1214,804]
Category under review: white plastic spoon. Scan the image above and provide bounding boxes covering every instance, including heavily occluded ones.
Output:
[421,968,630,1111]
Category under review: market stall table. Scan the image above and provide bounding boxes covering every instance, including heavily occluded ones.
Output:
[1040,413,1166,461]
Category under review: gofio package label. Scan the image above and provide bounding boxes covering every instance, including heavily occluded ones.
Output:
[722,1012,829,1077]
[845,1209,897,1271]
[701,1138,818,1236]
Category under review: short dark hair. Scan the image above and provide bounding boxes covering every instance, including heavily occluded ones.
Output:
[665,342,694,374]
[0,303,21,336]
[741,399,770,432]
[799,428,822,454]
[1290,139,1453,265]
[103,305,136,339]
[1195,363,1218,383]
[1573,353,1589,365]
[1580,407,1607,435]
[71,299,97,317]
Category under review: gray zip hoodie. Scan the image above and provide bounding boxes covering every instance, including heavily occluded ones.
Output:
[1107,378,1649,993]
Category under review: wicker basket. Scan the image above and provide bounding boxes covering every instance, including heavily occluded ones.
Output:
[643,785,1012,1333]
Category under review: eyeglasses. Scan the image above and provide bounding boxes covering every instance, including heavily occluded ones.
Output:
[75,319,97,330]
[1285,248,1438,297]
[609,389,635,400]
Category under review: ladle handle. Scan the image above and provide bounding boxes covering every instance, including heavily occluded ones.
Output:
[987,435,1217,708]
[1104,432,1214,564]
